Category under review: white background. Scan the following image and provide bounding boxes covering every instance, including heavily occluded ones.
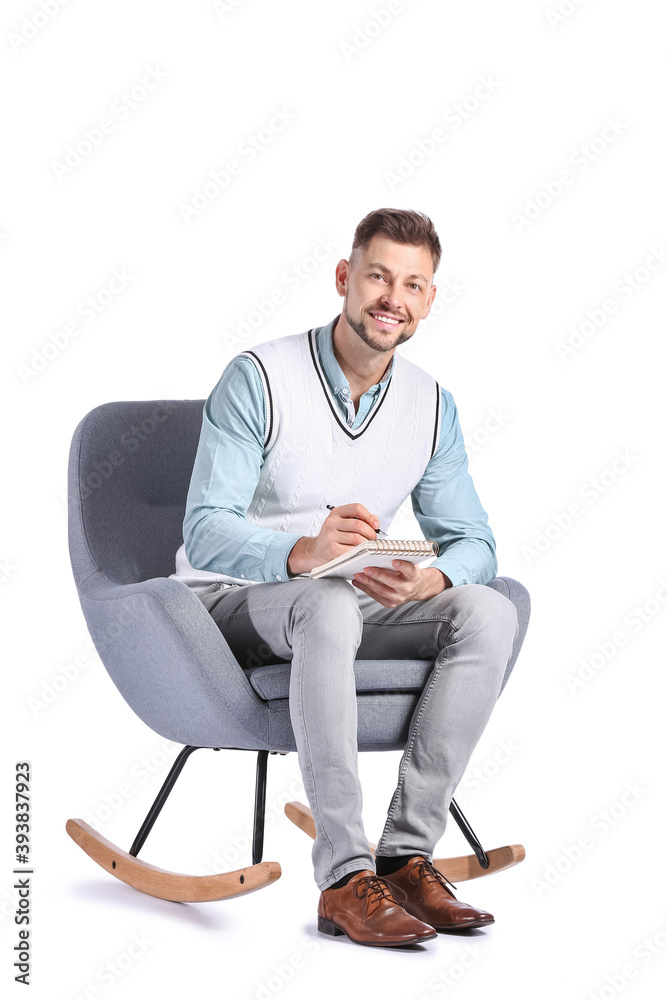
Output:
[2,1,666,998]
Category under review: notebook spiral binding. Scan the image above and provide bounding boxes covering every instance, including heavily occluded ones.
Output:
[372,539,439,555]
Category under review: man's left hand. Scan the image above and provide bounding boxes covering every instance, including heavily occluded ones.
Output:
[352,561,451,607]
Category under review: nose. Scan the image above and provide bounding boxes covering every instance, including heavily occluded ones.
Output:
[379,284,404,314]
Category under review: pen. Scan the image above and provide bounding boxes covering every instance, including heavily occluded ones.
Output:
[325,504,387,536]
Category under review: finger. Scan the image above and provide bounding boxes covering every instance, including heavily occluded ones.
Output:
[334,503,379,533]
[337,527,376,547]
[336,519,377,542]
[354,571,402,598]
[391,559,418,578]
[360,566,401,584]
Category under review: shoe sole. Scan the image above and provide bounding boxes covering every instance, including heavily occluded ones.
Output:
[318,915,437,947]
[432,917,495,931]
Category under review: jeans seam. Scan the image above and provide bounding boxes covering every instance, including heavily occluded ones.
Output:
[211,604,305,619]
[375,642,451,855]
[291,603,339,877]
[361,615,461,633]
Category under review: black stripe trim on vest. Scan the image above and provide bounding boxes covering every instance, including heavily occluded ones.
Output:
[243,351,274,449]
[430,381,441,459]
[307,327,393,441]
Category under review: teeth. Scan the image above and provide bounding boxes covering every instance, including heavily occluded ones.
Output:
[372,313,400,325]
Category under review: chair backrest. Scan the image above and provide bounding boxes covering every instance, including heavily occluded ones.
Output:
[68,400,204,586]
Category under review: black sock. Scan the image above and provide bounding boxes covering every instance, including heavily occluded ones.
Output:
[329,868,369,890]
[375,853,423,876]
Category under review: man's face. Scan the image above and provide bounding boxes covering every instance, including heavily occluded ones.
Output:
[336,234,437,354]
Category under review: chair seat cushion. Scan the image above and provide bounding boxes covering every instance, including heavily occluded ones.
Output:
[246,658,434,702]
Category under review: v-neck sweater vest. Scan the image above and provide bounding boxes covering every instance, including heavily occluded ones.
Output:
[176,326,441,588]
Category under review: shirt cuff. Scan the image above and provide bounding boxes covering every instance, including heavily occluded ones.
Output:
[428,558,466,589]
[264,530,303,582]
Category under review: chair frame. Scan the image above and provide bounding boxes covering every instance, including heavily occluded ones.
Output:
[67,745,525,902]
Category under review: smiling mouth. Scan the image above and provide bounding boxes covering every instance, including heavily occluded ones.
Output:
[369,311,405,330]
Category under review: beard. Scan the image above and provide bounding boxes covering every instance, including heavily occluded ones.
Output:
[343,302,414,353]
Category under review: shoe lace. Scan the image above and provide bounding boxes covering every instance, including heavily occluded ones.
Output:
[353,874,400,917]
[411,857,458,897]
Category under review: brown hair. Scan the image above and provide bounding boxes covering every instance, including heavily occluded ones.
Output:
[349,208,442,278]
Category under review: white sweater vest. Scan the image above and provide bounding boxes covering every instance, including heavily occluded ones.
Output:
[170,326,442,590]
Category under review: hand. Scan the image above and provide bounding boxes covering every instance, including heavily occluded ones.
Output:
[287,503,381,576]
[352,562,450,607]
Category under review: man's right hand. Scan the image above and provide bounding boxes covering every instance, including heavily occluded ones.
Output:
[287,503,380,576]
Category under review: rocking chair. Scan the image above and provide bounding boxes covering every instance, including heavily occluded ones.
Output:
[65,399,530,903]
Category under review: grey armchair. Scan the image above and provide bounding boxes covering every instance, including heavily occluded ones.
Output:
[66,400,531,903]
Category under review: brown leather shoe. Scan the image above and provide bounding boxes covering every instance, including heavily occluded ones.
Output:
[318,870,437,947]
[382,857,495,931]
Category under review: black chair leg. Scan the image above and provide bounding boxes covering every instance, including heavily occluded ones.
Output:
[128,745,277,867]
[252,751,269,865]
[127,748,491,873]
[129,745,204,857]
[449,797,490,869]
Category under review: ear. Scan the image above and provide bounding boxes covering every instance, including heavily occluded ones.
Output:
[421,281,437,319]
[334,258,350,297]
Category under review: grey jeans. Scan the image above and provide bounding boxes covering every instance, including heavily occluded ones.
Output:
[198,576,520,891]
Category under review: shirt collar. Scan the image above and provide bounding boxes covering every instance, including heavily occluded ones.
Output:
[316,313,395,397]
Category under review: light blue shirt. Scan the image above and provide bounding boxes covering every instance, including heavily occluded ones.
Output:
[183,314,497,588]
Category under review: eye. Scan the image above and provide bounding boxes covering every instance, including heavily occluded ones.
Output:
[409,283,421,291]
[370,272,386,281]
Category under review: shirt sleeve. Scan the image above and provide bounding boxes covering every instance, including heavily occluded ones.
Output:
[182,355,302,582]
[410,387,498,587]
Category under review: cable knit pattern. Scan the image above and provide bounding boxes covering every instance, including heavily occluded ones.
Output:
[374,374,397,518]
[282,335,316,533]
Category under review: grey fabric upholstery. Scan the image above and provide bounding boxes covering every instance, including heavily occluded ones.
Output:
[68,400,531,753]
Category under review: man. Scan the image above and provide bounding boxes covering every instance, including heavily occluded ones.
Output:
[169,208,520,949]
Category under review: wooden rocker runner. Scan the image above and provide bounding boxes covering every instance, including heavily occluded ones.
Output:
[66,746,282,903]
[66,819,280,903]
[284,801,525,882]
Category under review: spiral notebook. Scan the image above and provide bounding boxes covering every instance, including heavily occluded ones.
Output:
[309,539,439,580]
